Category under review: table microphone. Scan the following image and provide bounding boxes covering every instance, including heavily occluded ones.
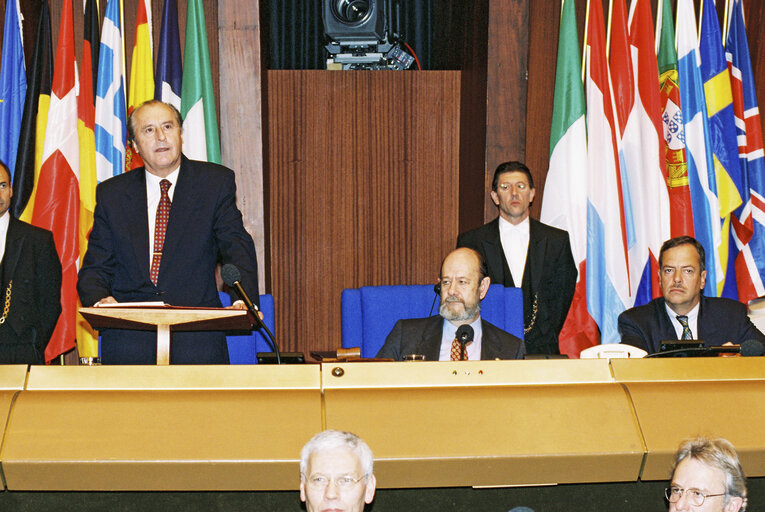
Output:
[221,263,281,364]
[456,324,474,361]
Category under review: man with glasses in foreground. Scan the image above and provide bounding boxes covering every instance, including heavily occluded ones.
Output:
[300,430,376,512]
[666,437,747,511]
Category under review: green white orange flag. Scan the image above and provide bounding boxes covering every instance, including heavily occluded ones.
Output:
[181,0,221,163]
[540,0,597,357]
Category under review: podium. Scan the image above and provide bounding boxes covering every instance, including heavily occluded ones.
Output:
[80,306,255,364]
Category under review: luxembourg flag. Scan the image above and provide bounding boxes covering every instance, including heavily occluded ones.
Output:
[541,0,597,357]
[585,0,631,343]
[677,0,722,296]
[726,0,765,300]
[94,0,127,182]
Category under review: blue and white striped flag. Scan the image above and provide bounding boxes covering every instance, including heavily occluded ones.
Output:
[95,0,127,182]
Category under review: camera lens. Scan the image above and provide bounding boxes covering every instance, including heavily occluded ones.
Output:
[333,0,370,24]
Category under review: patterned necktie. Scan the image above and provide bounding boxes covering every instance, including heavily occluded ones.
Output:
[450,337,469,361]
[150,179,172,285]
[676,315,693,340]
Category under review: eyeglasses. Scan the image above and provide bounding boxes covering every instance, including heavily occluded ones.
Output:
[498,182,529,192]
[665,486,726,506]
[304,474,365,491]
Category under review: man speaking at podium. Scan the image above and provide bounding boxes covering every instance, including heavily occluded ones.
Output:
[618,236,765,353]
[78,101,258,364]
[376,248,525,361]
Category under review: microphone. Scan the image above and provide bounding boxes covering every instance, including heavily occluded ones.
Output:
[221,263,281,364]
[645,339,765,358]
[455,324,474,361]
[429,282,441,316]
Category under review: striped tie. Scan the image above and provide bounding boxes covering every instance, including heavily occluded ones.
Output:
[676,315,693,340]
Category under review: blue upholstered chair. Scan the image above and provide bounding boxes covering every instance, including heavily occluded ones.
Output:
[218,291,276,364]
[341,284,524,359]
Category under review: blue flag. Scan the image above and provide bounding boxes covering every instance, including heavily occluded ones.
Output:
[155,0,183,109]
[0,0,27,174]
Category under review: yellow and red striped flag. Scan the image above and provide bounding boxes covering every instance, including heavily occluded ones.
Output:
[126,0,155,171]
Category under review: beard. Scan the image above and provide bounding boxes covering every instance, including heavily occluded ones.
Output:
[439,296,481,322]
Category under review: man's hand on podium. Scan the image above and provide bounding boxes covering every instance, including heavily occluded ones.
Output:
[93,296,118,307]
[227,300,264,321]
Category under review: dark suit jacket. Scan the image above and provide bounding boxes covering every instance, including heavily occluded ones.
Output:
[457,217,576,354]
[0,217,62,363]
[618,296,765,353]
[376,315,526,361]
[77,156,259,364]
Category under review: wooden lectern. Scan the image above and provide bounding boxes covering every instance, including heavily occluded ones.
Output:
[80,306,255,364]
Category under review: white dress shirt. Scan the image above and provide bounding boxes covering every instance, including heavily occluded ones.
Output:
[0,210,10,264]
[666,301,700,339]
[438,316,483,361]
[146,166,180,264]
[498,215,529,286]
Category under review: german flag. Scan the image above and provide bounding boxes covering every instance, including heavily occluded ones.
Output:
[13,0,52,222]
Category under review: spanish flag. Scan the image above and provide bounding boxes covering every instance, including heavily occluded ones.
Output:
[126,0,155,171]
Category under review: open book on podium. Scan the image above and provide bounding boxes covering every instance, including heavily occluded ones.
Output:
[79,303,256,364]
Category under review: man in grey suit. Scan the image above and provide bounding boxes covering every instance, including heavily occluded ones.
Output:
[376,248,525,361]
[457,161,576,355]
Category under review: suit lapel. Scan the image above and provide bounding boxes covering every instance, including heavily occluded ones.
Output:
[123,170,151,279]
[526,219,546,293]
[483,219,511,286]
[416,316,444,361]
[480,320,500,360]
[3,218,25,281]
[656,298,680,340]
[158,157,199,276]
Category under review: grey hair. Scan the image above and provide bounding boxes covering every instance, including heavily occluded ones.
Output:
[671,437,747,510]
[299,430,374,479]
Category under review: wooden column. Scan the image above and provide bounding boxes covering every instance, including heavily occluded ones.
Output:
[266,71,461,353]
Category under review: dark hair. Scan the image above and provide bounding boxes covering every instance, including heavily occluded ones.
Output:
[659,236,706,272]
[491,161,534,191]
[127,100,183,143]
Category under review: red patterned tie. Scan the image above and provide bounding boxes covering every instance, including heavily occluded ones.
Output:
[150,179,171,285]
[450,337,464,361]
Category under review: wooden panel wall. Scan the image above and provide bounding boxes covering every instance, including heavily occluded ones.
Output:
[266,71,461,353]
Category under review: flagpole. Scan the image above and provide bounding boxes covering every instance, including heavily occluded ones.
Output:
[655,0,663,55]
[722,0,730,45]
[698,0,703,40]
[583,0,591,83]
[605,0,614,59]
[120,0,127,98]
[675,0,679,53]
